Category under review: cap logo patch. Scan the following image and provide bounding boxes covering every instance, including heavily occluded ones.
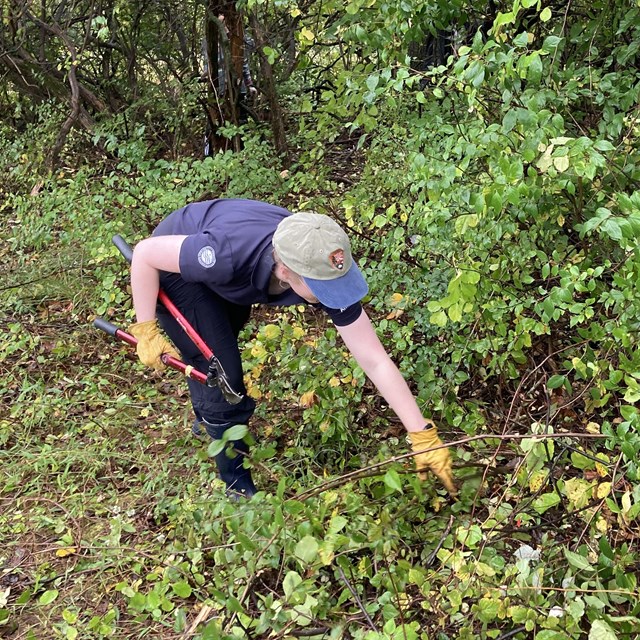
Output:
[329,249,345,270]
[198,246,216,268]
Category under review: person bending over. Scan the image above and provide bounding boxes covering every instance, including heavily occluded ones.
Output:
[129,199,456,497]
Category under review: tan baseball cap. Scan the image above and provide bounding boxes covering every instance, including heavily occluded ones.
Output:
[273,212,368,309]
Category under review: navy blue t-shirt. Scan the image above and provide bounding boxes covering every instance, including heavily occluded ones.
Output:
[153,199,363,326]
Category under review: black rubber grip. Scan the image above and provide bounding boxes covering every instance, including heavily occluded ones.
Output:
[93,317,119,337]
[112,234,134,263]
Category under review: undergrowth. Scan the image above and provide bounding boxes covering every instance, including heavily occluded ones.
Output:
[2,2,640,637]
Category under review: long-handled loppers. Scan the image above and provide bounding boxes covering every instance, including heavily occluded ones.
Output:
[94,235,244,405]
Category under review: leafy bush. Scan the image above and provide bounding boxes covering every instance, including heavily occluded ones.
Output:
[2,0,640,638]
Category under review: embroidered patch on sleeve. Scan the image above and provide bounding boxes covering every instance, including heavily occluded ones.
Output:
[198,246,216,268]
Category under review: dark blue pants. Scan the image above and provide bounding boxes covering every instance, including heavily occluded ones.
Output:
[156,273,257,495]
[157,273,255,425]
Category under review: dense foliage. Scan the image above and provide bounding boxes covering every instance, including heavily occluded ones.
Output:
[1,0,639,638]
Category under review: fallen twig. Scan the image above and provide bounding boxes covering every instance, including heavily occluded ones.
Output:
[293,432,607,501]
[337,565,378,632]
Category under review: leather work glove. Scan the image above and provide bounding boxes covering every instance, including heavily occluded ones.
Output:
[408,425,457,496]
[129,320,180,371]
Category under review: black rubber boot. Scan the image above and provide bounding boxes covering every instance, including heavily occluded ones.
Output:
[202,420,257,498]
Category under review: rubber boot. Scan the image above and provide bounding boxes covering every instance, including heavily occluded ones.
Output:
[202,420,257,498]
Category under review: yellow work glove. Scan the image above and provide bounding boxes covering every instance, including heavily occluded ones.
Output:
[129,320,180,371]
[408,424,457,496]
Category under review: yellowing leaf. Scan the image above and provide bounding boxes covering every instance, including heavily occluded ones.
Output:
[262,324,280,340]
[389,292,404,306]
[553,155,570,172]
[595,482,612,499]
[585,422,601,434]
[56,547,76,558]
[529,470,547,493]
[299,390,317,408]
[247,385,262,400]
[564,477,594,510]
[251,343,266,359]
[299,27,314,42]
[319,542,334,565]
[292,326,305,339]
[328,377,340,387]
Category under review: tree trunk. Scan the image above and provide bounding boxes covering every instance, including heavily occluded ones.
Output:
[203,1,248,153]
[249,10,289,164]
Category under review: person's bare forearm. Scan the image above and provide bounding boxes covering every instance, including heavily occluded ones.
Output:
[131,256,161,322]
[359,353,428,432]
[337,310,430,433]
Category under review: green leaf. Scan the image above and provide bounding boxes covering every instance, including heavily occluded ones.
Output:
[366,74,379,91]
[207,440,225,457]
[547,375,566,389]
[493,11,515,29]
[456,524,483,548]
[39,590,59,605]
[620,405,638,421]
[532,492,561,514]
[430,310,448,327]
[328,515,348,534]
[503,109,519,132]
[172,581,192,598]
[383,468,403,492]
[541,36,562,53]
[588,620,618,640]
[526,52,543,83]
[295,535,319,564]
[513,32,529,47]
[593,140,615,151]
[563,548,594,572]
[447,303,463,323]
[224,424,248,441]
[601,218,623,241]
[283,571,302,599]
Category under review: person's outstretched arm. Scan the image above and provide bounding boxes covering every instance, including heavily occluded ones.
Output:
[336,308,456,494]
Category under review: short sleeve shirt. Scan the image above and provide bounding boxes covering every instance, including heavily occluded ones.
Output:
[153,199,363,326]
